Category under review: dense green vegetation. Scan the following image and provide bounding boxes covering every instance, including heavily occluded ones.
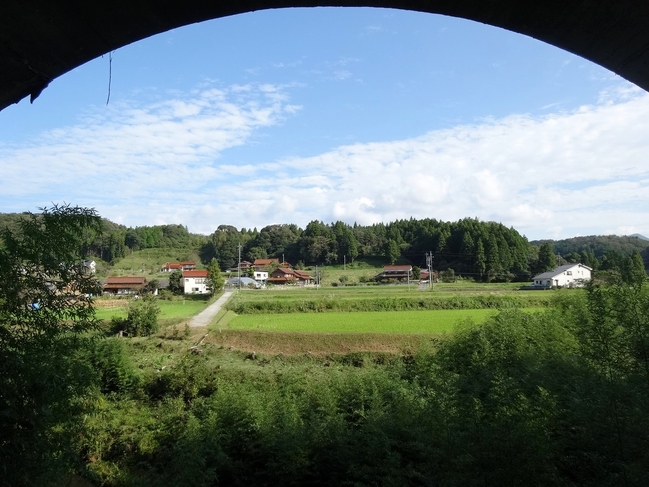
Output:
[4,208,649,486]
[3,211,648,283]
[0,205,103,486]
[74,283,649,486]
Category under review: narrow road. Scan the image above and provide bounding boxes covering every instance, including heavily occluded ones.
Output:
[188,290,234,328]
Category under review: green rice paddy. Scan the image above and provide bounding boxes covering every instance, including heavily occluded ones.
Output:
[227,308,544,334]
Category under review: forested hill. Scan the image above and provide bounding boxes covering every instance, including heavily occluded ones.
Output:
[531,235,649,268]
[2,211,647,280]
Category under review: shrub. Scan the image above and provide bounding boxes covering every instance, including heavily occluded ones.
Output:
[124,296,161,336]
[158,289,174,300]
[91,338,139,394]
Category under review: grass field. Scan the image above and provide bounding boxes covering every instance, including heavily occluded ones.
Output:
[225,308,543,334]
[94,296,211,322]
[226,284,555,314]
[91,283,564,353]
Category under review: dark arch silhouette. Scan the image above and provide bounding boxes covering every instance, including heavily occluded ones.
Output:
[2,1,649,112]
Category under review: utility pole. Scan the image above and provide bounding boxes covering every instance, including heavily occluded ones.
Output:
[237,243,242,291]
[407,266,410,291]
[426,251,434,291]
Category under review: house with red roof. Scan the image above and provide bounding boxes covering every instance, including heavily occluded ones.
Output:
[103,276,147,295]
[267,267,314,285]
[161,262,183,273]
[253,258,292,270]
[183,269,209,294]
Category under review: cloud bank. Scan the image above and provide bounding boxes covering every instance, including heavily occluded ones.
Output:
[1,82,648,240]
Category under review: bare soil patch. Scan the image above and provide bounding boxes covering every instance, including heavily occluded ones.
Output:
[94,299,128,308]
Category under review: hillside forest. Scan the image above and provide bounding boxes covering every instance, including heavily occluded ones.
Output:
[2,212,646,281]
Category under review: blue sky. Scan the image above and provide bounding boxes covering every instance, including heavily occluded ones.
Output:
[1,7,648,240]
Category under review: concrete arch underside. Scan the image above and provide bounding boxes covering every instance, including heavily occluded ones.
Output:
[2,1,649,112]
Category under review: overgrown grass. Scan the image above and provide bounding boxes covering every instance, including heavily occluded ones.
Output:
[78,288,649,487]
[226,308,544,334]
[227,291,554,314]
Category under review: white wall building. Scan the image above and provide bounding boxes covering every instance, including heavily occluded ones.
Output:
[253,270,268,283]
[532,264,592,288]
[183,270,209,294]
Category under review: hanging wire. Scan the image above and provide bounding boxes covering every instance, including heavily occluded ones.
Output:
[106,51,114,106]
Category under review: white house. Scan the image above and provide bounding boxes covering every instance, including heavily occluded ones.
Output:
[253,270,268,283]
[81,260,96,275]
[532,263,592,288]
[183,269,209,294]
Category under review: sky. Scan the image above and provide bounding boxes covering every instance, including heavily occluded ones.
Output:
[1,7,648,241]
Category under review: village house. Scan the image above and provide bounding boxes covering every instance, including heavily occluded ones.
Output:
[228,260,254,273]
[183,269,209,294]
[267,267,314,285]
[419,269,439,283]
[293,269,314,284]
[253,270,269,283]
[253,258,279,270]
[531,263,592,288]
[375,265,413,282]
[253,258,292,270]
[161,261,196,273]
[81,260,96,275]
[161,262,183,273]
[102,276,147,295]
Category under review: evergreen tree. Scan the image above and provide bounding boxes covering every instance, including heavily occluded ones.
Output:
[621,250,646,285]
[168,269,183,294]
[475,239,487,280]
[384,239,400,265]
[536,243,557,273]
[207,258,225,294]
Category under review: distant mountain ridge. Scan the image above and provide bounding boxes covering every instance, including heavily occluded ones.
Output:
[632,233,649,241]
[530,234,649,259]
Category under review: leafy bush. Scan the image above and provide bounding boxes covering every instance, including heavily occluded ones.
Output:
[124,296,161,336]
[91,338,139,394]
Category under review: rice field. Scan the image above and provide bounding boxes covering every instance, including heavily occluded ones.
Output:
[226,308,544,334]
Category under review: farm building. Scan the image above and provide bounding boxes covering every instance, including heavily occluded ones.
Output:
[103,276,147,295]
[376,265,413,282]
[531,263,592,288]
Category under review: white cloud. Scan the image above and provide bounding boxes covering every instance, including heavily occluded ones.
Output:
[2,82,649,240]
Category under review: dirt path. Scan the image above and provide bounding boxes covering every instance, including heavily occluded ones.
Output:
[188,290,233,328]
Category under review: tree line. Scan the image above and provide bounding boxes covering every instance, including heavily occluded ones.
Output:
[2,212,647,282]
